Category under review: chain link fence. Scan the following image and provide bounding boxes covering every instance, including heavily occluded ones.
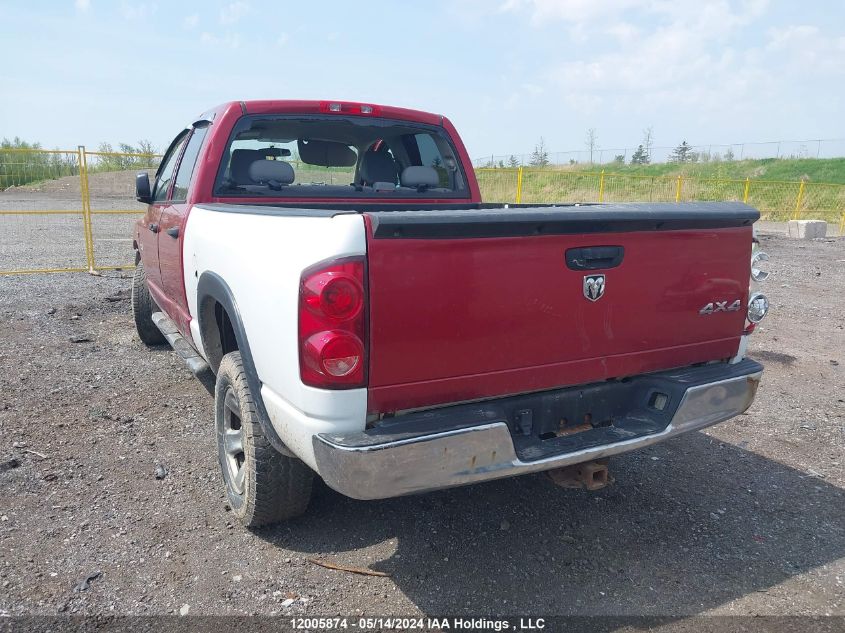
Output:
[0,147,157,275]
[83,150,157,270]
[0,148,88,273]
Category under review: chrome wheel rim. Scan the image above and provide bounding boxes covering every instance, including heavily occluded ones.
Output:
[222,387,246,494]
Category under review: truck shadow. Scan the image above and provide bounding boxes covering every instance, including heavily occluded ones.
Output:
[257,431,844,616]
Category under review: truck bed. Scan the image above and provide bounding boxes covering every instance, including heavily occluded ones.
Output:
[191,200,757,418]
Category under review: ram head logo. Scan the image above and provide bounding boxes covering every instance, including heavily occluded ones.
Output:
[583,274,606,302]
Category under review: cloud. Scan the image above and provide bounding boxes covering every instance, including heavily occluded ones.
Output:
[451,0,845,153]
[276,33,289,46]
[200,31,241,49]
[498,0,769,29]
[604,21,640,44]
[183,13,199,29]
[120,2,157,20]
[491,0,780,122]
[502,82,546,112]
[74,0,90,11]
[499,0,645,25]
[219,1,249,25]
[766,25,845,74]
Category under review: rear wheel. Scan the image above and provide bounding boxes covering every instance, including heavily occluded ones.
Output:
[215,351,313,527]
[131,262,166,346]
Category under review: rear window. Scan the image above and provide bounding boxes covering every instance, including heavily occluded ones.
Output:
[213,115,468,199]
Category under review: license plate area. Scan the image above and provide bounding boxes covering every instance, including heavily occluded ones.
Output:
[506,377,683,462]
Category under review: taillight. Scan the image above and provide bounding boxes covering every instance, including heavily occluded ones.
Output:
[302,272,363,321]
[299,257,366,388]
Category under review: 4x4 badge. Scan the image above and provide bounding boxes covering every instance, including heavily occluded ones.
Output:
[583,274,606,302]
[699,299,741,315]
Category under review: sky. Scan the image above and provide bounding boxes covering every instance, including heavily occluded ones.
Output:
[1,0,843,160]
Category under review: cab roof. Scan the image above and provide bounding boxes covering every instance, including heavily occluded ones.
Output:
[204,100,444,127]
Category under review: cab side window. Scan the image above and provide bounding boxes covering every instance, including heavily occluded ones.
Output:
[172,126,209,202]
[414,133,443,167]
[408,133,454,189]
[153,132,189,202]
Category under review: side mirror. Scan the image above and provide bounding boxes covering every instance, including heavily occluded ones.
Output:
[136,172,152,204]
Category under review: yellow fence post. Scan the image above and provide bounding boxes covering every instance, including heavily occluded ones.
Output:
[516,166,523,204]
[675,175,682,203]
[743,177,750,203]
[77,146,96,273]
[598,170,605,203]
[792,179,806,220]
[839,212,845,237]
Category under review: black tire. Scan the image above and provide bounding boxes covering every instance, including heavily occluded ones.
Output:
[131,262,166,346]
[215,351,313,527]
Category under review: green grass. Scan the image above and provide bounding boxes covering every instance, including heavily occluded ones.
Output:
[476,159,845,223]
[557,157,845,185]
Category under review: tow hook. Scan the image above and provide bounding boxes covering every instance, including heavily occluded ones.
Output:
[546,460,612,491]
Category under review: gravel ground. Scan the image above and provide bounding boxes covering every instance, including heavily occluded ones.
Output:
[0,229,842,620]
[0,171,145,271]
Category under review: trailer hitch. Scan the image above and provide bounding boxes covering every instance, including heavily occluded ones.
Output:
[546,459,612,491]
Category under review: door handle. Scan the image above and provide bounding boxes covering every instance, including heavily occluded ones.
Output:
[565,246,625,270]
[148,223,159,233]
[166,227,179,239]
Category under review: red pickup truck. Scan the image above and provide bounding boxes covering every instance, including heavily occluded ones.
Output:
[132,100,769,527]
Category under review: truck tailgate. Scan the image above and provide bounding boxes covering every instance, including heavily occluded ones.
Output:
[364,203,757,413]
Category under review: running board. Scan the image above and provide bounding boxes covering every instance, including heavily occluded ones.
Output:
[151,312,215,394]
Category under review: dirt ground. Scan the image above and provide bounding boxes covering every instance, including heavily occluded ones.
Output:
[0,227,842,621]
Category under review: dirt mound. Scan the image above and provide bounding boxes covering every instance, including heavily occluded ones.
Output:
[4,169,155,199]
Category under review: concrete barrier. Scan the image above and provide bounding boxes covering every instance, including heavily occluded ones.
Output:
[787,220,827,239]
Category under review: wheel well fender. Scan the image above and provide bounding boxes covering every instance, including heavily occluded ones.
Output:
[196,272,291,456]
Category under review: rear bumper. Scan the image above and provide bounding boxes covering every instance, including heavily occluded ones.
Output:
[313,359,763,500]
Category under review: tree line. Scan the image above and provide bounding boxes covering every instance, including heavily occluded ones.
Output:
[0,137,160,189]
[484,126,740,168]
